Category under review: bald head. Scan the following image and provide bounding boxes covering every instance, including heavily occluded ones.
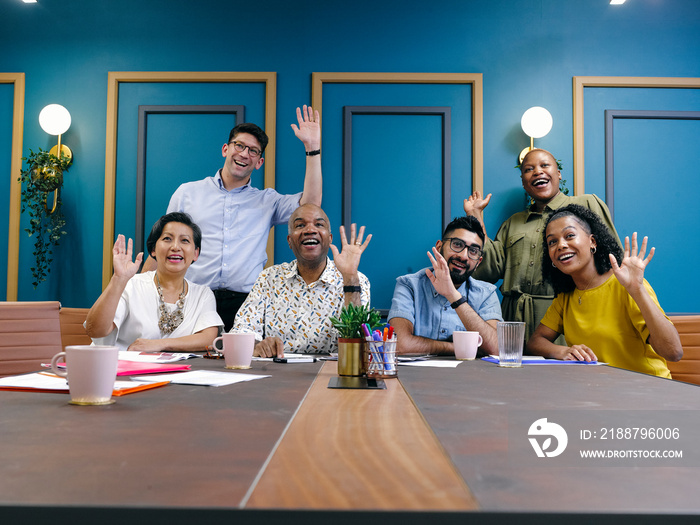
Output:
[287,204,331,234]
[287,204,332,267]
[520,148,557,175]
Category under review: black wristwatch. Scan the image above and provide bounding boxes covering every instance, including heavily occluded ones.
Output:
[450,296,468,309]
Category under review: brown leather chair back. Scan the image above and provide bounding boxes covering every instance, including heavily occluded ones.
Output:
[59,307,92,349]
[667,315,700,386]
[0,301,62,378]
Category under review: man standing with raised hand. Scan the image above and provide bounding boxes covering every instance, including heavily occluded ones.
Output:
[143,106,323,331]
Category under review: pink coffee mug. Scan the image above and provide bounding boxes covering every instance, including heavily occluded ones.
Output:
[51,345,119,405]
[453,331,483,360]
[212,333,256,369]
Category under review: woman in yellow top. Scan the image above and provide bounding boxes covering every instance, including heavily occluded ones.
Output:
[527,204,682,377]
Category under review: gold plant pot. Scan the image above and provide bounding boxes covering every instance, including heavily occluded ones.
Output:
[337,338,366,377]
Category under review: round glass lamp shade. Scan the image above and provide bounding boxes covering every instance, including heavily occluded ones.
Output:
[39,104,71,136]
[520,106,553,139]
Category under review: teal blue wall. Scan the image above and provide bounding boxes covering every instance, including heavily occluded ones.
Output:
[1,0,699,312]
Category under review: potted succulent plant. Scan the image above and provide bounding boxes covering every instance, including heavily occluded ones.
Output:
[18,148,71,287]
[330,303,382,377]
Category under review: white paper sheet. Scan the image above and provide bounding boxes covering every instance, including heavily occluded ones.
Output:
[397,360,462,368]
[130,370,270,386]
[0,372,162,391]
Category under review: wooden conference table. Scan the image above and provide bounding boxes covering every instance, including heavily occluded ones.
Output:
[1,356,699,524]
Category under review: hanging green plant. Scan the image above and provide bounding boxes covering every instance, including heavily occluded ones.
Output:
[18,148,71,288]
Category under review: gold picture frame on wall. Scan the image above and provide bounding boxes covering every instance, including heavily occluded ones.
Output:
[2,72,25,301]
[572,76,700,196]
[311,72,484,194]
[103,71,276,288]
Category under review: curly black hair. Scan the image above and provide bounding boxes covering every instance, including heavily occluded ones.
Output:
[542,204,622,295]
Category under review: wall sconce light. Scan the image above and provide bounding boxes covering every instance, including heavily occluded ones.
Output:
[37,104,72,214]
[39,103,73,166]
[518,106,553,163]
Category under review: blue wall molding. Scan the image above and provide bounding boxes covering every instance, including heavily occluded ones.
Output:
[102,71,276,289]
[604,109,700,221]
[1,73,25,301]
[342,106,452,231]
[135,104,245,255]
[312,72,483,194]
[572,76,700,196]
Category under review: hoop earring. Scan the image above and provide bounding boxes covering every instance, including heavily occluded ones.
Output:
[552,262,556,267]
[591,247,596,254]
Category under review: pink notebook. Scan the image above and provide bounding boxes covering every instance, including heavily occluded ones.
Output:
[115,361,191,376]
[52,361,191,376]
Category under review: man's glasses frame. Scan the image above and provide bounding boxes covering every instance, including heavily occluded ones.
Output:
[443,237,483,260]
[228,140,262,158]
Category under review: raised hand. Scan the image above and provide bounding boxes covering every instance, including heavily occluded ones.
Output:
[112,234,143,280]
[330,224,371,279]
[463,191,492,218]
[426,246,458,301]
[291,105,320,150]
[610,232,654,295]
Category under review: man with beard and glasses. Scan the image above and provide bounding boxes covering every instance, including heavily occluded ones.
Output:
[388,216,502,356]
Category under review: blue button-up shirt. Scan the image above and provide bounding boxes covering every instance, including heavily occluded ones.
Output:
[388,269,503,341]
[167,170,301,293]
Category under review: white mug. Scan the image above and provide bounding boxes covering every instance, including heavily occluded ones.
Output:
[212,333,256,369]
[453,331,483,360]
[51,345,119,405]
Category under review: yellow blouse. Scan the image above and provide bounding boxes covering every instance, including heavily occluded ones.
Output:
[540,275,672,378]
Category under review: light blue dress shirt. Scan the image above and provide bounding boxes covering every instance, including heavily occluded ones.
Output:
[388,269,503,341]
[167,170,301,293]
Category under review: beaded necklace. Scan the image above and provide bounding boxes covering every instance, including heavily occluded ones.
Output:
[156,274,186,335]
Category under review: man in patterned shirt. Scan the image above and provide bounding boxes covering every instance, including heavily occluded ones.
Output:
[233,204,371,356]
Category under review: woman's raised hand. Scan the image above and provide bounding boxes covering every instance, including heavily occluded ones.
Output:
[112,234,143,280]
[463,191,491,218]
[610,232,654,295]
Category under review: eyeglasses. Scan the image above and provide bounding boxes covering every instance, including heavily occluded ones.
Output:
[229,140,262,158]
[443,237,483,260]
